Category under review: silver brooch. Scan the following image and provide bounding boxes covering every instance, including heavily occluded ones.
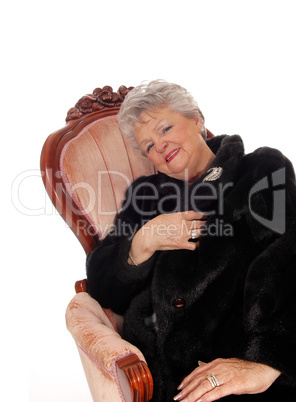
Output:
[202,167,223,182]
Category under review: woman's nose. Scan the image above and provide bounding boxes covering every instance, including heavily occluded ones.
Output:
[154,139,168,153]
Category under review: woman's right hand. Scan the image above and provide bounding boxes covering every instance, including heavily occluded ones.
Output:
[129,211,206,265]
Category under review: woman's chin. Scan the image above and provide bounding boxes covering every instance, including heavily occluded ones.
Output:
[158,159,192,180]
[168,163,192,179]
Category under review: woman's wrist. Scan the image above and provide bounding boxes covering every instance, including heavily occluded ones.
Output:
[128,251,138,266]
[128,230,154,266]
[127,246,154,266]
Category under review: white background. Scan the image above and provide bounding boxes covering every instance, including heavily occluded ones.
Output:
[2,0,296,401]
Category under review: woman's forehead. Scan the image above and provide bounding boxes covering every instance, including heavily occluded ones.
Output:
[134,108,171,136]
[136,107,178,128]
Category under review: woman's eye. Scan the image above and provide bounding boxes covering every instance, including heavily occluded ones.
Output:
[146,143,154,153]
[163,125,172,134]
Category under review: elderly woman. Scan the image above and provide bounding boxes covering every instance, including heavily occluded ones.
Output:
[87,80,296,401]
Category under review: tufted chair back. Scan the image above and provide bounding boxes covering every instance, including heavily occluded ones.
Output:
[61,115,155,242]
[41,86,155,255]
[60,113,156,250]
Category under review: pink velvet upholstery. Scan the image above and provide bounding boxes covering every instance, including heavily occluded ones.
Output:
[60,116,155,240]
[66,293,148,402]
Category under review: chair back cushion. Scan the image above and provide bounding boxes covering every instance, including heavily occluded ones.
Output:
[60,115,155,242]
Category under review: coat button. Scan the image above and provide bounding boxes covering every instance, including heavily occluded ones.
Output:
[173,298,185,308]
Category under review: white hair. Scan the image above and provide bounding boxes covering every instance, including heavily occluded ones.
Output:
[118,80,206,148]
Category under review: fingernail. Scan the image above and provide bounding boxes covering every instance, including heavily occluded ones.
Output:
[173,392,184,401]
[177,382,184,390]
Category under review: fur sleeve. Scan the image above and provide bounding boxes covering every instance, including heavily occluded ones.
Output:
[243,150,296,386]
[86,175,159,315]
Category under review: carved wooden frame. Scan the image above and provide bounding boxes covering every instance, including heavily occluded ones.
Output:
[40,85,154,401]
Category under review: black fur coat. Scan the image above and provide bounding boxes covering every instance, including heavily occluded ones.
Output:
[87,135,296,401]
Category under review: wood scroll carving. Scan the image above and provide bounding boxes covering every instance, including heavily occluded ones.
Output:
[116,354,154,401]
[66,85,134,122]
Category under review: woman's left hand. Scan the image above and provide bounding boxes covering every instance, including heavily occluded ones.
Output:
[173,358,281,401]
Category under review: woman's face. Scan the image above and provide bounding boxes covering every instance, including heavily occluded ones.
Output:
[133,107,214,181]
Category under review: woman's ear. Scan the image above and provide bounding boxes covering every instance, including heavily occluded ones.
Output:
[193,114,204,134]
[193,114,201,124]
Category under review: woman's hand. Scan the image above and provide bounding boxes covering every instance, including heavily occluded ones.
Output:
[129,211,206,265]
[173,358,281,401]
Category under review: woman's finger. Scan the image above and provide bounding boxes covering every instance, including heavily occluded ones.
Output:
[180,210,207,221]
[177,365,207,391]
[180,383,232,402]
[174,375,217,401]
[188,220,206,234]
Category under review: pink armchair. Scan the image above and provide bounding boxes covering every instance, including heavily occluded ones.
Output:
[41,85,214,401]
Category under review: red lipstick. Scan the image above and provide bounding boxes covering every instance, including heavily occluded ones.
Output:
[165,148,181,163]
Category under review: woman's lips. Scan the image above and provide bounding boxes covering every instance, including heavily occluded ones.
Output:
[165,148,181,163]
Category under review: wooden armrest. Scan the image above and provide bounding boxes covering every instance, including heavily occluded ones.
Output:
[116,354,153,402]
